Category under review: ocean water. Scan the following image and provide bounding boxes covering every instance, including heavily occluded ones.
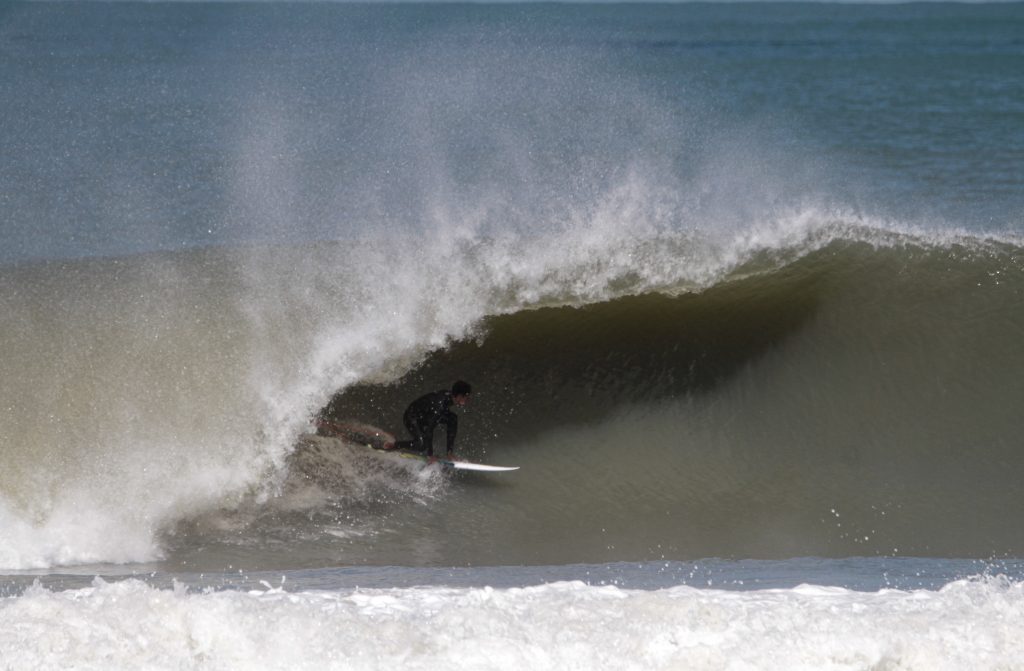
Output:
[2,2,1024,668]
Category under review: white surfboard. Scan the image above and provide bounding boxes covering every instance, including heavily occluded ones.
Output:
[316,418,519,472]
[394,451,520,472]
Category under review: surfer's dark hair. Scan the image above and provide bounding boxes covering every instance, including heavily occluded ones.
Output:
[451,380,472,397]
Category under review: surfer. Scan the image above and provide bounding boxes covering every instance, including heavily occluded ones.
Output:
[386,381,472,462]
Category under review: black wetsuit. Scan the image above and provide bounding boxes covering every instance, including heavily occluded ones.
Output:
[394,390,459,457]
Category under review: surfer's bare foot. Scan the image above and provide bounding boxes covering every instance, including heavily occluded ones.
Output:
[382,441,396,451]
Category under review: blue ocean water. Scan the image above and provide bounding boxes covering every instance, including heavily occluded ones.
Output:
[2,2,1022,266]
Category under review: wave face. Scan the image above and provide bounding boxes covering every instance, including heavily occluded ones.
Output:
[2,2,1024,570]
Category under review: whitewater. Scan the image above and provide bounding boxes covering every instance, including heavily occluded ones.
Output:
[2,2,1024,669]
[3,575,1023,670]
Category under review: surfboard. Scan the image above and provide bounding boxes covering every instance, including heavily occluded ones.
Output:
[392,450,520,472]
[315,418,519,472]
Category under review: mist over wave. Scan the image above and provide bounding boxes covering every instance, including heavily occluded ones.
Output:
[2,2,1023,571]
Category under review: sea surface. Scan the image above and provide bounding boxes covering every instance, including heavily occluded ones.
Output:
[2,2,1024,669]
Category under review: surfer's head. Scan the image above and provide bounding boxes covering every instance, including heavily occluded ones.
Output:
[451,380,472,406]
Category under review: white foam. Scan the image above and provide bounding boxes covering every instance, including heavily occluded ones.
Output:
[1,577,1021,670]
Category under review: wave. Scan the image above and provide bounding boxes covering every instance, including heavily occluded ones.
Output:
[1,211,1023,569]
